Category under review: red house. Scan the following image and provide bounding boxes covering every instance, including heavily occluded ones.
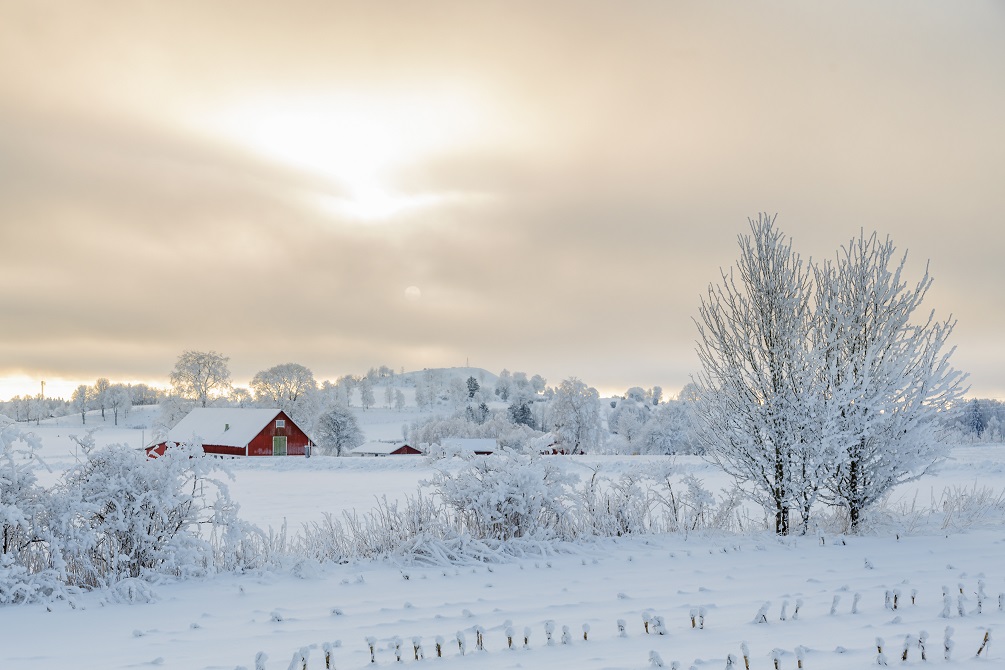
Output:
[146,408,314,458]
[350,442,423,457]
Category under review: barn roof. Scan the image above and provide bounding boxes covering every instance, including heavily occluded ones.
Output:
[350,442,417,456]
[167,408,286,448]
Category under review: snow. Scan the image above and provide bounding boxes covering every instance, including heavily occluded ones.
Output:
[3,408,1005,668]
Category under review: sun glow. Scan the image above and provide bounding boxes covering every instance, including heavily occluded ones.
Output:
[204,89,497,221]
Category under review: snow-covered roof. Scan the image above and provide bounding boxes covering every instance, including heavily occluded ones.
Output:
[440,438,497,452]
[167,408,286,448]
[350,442,417,456]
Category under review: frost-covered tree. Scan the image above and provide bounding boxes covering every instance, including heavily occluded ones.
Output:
[313,405,364,456]
[93,377,111,421]
[636,400,699,455]
[358,377,375,410]
[155,395,194,436]
[549,378,603,454]
[71,384,91,425]
[813,231,965,530]
[495,369,513,401]
[394,389,406,412]
[107,384,131,426]
[250,362,319,429]
[466,376,480,399]
[530,374,547,394]
[466,402,490,424]
[448,377,469,409]
[250,363,316,407]
[508,400,536,429]
[334,375,356,406]
[383,383,394,408]
[229,387,254,407]
[693,214,817,535]
[625,387,647,403]
[169,350,231,408]
[608,398,650,452]
[964,399,986,439]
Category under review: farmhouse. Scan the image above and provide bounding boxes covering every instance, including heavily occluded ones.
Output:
[146,408,313,458]
[349,442,423,457]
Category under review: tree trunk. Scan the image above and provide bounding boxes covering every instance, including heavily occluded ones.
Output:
[848,444,861,531]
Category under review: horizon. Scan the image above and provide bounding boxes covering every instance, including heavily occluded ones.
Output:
[3,2,1003,402]
[0,366,671,405]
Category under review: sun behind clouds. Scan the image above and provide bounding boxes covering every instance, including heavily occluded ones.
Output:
[199,88,504,221]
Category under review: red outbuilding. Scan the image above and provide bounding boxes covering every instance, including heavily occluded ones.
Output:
[146,407,314,458]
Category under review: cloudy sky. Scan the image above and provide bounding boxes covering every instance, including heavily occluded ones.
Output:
[2,1,1004,400]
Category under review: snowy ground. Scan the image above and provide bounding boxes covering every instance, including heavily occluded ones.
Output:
[3,410,1005,669]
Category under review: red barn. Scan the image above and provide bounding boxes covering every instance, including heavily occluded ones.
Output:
[146,408,313,458]
[350,442,423,457]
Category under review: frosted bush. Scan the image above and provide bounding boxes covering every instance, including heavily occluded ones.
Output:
[56,441,237,586]
[0,425,68,604]
[428,449,577,540]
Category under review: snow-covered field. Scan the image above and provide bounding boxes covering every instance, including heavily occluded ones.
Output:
[3,410,1005,669]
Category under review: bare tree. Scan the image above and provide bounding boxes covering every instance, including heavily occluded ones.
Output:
[169,351,231,408]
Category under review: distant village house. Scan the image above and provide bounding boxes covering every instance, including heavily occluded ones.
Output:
[349,442,423,457]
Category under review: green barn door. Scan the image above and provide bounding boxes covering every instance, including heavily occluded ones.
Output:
[273,436,287,456]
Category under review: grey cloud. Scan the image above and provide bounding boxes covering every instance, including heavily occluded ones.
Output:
[0,1,1003,397]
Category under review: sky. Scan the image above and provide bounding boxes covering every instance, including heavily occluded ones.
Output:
[1,1,1004,401]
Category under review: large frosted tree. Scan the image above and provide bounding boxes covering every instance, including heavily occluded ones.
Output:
[549,377,603,454]
[692,214,818,535]
[169,350,231,408]
[314,405,364,456]
[250,362,317,407]
[813,231,965,530]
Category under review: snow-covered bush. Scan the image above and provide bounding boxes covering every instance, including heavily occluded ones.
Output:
[0,425,68,604]
[428,449,577,540]
[56,441,240,587]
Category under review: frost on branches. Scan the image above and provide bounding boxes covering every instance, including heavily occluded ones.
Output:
[429,450,577,540]
[1,434,249,603]
[694,215,965,534]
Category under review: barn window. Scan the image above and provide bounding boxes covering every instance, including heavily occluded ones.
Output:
[276,419,286,428]
[273,436,287,456]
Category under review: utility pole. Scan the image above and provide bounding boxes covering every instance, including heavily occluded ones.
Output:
[40,380,45,399]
